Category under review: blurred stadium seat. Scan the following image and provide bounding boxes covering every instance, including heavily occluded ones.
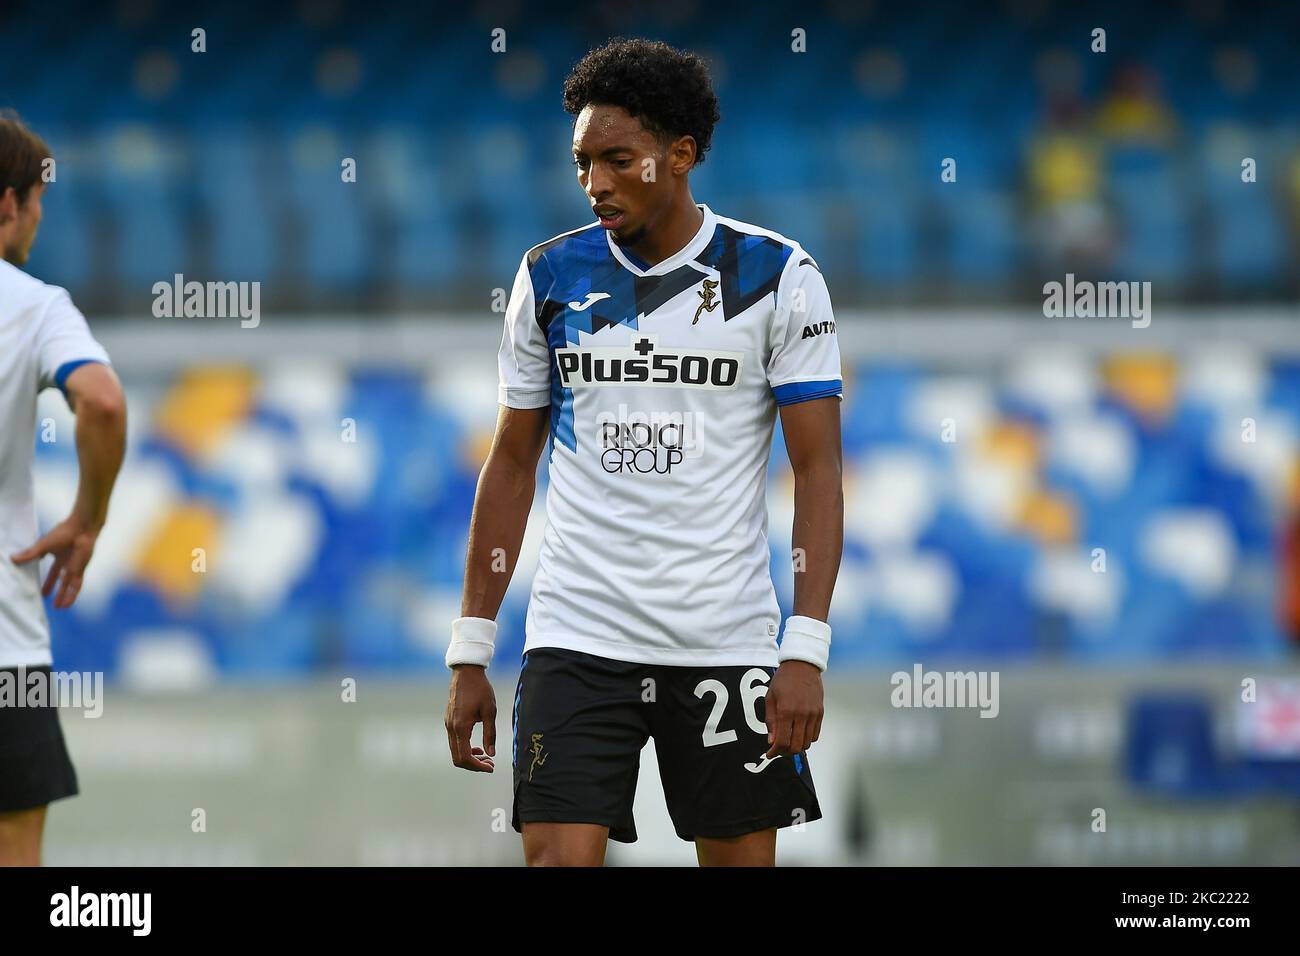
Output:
[8,0,1300,309]
[32,345,1295,678]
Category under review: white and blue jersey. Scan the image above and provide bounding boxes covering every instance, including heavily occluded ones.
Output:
[498,203,842,667]
[0,259,110,668]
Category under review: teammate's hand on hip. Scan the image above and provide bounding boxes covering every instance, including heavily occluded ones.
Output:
[10,515,101,610]
[444,664,497,772]
[765,660,824,759]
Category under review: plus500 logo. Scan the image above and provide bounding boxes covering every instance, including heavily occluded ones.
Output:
[555,338,743,389]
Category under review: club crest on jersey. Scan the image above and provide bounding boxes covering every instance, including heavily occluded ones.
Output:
[555,336,743,390]
[692,278,720,325]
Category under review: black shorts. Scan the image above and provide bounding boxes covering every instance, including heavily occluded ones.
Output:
[0,667,79,813]
[510,648,822,843]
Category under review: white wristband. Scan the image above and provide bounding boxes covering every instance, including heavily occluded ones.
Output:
[777,615,831,671]
[446,616,497,669]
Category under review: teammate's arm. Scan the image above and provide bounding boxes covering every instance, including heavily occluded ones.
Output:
[445,404,549,773]
[11,362,126,608]
[765,395,843,759]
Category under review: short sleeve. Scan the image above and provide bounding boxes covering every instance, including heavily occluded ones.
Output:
[35,288,110,393]
[497,253,551,408]
[766,252,843,406]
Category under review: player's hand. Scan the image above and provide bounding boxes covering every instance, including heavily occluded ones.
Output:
[765,660,823,759]
[445,664,497,772]
[10,515,101,609]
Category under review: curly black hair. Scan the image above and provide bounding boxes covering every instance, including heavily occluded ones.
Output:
[563,38,720,166]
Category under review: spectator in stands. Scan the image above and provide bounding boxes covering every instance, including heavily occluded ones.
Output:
[1026,92,1115,276]
[1094,62,1179,147]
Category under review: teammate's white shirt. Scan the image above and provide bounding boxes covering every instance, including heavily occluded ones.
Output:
[0,259,109,668]
[498,203,842,667]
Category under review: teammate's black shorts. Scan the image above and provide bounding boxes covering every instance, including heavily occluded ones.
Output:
[511,648,822,843]
[0,667,79,813]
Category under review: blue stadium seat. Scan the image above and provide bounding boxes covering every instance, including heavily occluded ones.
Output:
[98,126,191,289]
[189,129,278,283]
[1107,146,1193,283]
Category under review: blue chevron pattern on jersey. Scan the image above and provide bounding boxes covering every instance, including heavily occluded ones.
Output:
[694,223,792,319]
[527,225,630,455]
[526,219,795,456]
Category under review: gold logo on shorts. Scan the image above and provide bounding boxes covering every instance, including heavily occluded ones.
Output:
[529,733,548,781]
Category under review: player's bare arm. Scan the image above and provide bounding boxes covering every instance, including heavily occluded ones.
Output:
[444,404,549,773]
[765,395,843,760]
[11,362,126,609]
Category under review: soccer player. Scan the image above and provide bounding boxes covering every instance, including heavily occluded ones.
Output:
[0,112,126,866]
[444,39,843,866]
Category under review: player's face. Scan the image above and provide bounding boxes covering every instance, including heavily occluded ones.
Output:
[2,181,44,266]
[572,104,676,248]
